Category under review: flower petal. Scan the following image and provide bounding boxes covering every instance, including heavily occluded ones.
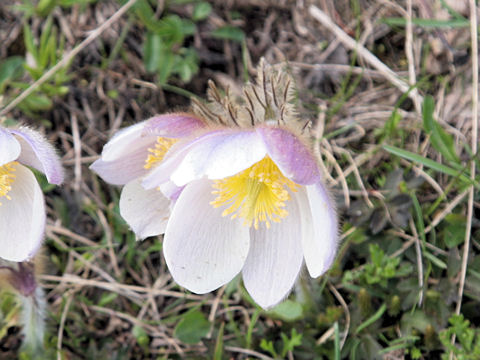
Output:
[91,157,148,186]
[0,164,45,262]
[163,178,250,294]
[119,179,171,239]
[299,183,338,278]
[176,130,267,187]
[0,127,21,166]
[143,113,206,138]
[10,127,64,184]
[242,193,304,309]
[100,121,151,162]
[257,126,320,185]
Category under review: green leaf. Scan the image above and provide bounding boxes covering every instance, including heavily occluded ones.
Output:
[36,0,57,17]
[143,32,163,73]
[213,322,224,360]
[20,93,53,111]
[382,17,469,28]
[23,24,38,62]
[443,214,466,248]
[423,95,459,163]
[193,2,212,21]
[0,57,24,93]
[383,145,478,188]
[211,26,245,42]
[132,325,149,347]
[269,300,304,322]
[174,310,210,344]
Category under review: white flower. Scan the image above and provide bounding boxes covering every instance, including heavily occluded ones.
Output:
[139,61,339,309]
[90,113,206,239]
[0,126,63,262]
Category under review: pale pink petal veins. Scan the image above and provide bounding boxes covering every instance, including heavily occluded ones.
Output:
[256,126,320,185]
[11,127,64,185]
[142,113,206,138]
[119,179,171,239]
[163,179,250,294]
[0,127,21,166]
[299,183,338,278]
[0,163,45,262]
[242,194,304,309]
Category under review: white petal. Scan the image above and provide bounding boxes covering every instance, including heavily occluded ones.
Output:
[90,123,158,185]
[300,184,338,278]
[119,179,171,239]
[0,164,45,262]
[0,127,21,166]
[153,129,267,188]
[101,121,149,162]
[242,194,304,309]
[163,179,250,294]
[10,127,64,185]
[90,157,148,186]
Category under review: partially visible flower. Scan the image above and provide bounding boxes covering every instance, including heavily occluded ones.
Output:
[90,114,206,239]
[0,126,63,262]
[142,60,339,309]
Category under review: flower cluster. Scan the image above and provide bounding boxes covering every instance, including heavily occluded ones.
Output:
[0,126,63,262]
[91,60,338,308]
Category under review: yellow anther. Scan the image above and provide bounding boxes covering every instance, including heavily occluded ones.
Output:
[0,161,18,205]
[144,137,178,169]
[210,156,298,229]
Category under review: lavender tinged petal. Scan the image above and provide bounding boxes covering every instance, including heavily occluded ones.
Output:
[99,121,156,162]
[10,127,64,185]
[0,164,45,262]
[144,129,267,189]
[0,127,21,166]
[257,126,320,185]
[143,113,206,138]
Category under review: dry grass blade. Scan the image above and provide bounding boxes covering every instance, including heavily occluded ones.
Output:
[0,0,138,117]
[308,5,423,110]
[451,0,479,355]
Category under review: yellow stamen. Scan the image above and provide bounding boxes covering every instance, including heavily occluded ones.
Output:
[0,161,18,205]
[144,137,178,169]
[210,156,298,229]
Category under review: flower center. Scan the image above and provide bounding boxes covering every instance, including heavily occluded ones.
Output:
[144,137,178,169]
[210,156,298,229]
[0,161,18,205]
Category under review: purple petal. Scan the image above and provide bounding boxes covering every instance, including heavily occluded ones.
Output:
[143,113,206,138]
[0,127,21,166]
[256,126,320,185]
[11,127,64,185]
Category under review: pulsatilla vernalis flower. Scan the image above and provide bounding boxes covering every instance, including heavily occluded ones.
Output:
[142,61,338,309]
[90,114,206,239]
[0,126,63,262]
